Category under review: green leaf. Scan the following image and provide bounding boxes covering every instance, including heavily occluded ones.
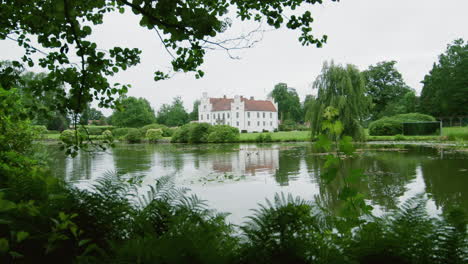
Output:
[16,231,29,243]
[0,238,9,253]
[0,199,16,212]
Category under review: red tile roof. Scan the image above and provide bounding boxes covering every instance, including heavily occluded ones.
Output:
[209,97,277,112]
[244,99,277,112]
[210,98,233,111]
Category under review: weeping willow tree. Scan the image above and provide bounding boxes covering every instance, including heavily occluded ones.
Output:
[310,61,370,141]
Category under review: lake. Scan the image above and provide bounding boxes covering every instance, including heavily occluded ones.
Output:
[47,142,468,224]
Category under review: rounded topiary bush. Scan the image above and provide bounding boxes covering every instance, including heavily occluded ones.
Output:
[189,123,212,143]
[125,128,143,143]
[146,128,163,143]
[369,117,402,136]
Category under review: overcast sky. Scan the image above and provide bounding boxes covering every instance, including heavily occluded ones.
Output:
[1,0,467,115]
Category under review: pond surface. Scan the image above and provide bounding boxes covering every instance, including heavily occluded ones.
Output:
[47,143,468,224]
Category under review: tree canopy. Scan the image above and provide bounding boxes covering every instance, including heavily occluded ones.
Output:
[109,96,156,127]
[363,61,412,120]
[189,100,200,121]
[0,0,336,130]
[156,96,189,127]
[310,61,369,140]
[270,83,302,123]
[420,38,468,117]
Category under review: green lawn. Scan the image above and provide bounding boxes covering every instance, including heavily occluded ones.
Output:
[239,131,311,142]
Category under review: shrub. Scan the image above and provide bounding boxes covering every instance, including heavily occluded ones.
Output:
[369,117,403,136]
[125,128,143,143]
[146,128,163,143]
[189,123,212,143]
[369,113,437,136]
[207,125,239,143]
[32,125,47,139]
[60,129,80,144]
[113,128,129,138]
[392,113,436,122]
[171,123,195,143]
[255,133,273,143]
[279,119,296,131]
[140,123,172,137]
[394,134,405,141]
[102,130,113,142]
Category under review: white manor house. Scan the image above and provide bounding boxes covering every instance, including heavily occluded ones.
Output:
[198,92,279,132]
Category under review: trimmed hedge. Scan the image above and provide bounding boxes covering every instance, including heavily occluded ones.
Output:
[207,125,239,143]
[369,113,437,136]
[140,123,173,137]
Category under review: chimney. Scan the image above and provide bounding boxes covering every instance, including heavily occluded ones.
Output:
[223,95,226,99]
[240,96,243,100]
[250,96,254,100]
[202,92,208,98]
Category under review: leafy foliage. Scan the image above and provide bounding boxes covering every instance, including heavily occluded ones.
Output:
[311,61,370,141]
[146,128,163,143]
[125,128,143,143]
[363,61,413,120]
[207,125,240,143]
[172,123,239,143]
[421,39,468,117]
[270,83,302,122]
[156,96,190,127]
[110,97,156,128]
[369,113,436,136]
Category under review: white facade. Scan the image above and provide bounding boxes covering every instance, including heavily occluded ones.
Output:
[198,93,279,132]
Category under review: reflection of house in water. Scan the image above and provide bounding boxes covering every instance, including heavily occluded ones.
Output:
[210,146,279,176]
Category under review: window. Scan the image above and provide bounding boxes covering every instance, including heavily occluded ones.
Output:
[207,114,209,120]
[236,112,239,118]
[223,113,225,119]
[270,112,272,118]
[236,107,239,110]
[257,112,259,118]
[247,112,250,118]
[201,115,203,120]
[270,121,272,126]
[218,113,220,119]
[236,121,239,126]
[263,121,265,126]
[257,121,260,126]
[263,112,265,118]
[248,121,250,126]
[204,105,206,109]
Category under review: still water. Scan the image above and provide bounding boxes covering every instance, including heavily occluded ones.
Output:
[47,143,468,224]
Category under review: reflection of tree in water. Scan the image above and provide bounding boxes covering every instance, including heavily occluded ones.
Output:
[421,155,468,213]
[304,146,419,213]
[358,152,419,210]
[274,147,302,186]
[112,144,155,174]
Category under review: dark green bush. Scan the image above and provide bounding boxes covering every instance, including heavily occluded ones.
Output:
[125,128,143,143]
[189,123,212,143]
[392,113,436,122]
[207,125,239,143]
[171,123,196,143]
[369,113,437,136]
[369,117,403,136]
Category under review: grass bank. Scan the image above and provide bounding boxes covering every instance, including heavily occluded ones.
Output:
[239,131,311,142]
